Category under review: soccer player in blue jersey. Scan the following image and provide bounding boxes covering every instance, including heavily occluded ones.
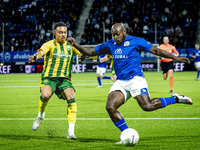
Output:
[94,54,111,88]
[192,44,200,80]
[67,23,193,144]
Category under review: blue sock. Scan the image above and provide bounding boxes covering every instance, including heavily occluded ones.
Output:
[102,76,111,79]
[97,77,102,86]
[159,97,176,108]
[114,119,129,132]
[197,70,200,78]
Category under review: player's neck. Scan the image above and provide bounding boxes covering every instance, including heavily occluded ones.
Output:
[55,39,65,45]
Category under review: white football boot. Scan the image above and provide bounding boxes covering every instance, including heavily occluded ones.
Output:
[172,93,193,104]
[32,112,45,131]
[67,132,77,140]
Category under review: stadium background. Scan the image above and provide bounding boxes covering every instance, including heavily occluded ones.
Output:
[0,1,200,149]
[0,0,199,73]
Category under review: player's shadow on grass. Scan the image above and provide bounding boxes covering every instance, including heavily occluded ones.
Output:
[0,134,66,141]
[0,134,44,140]
[0,134,115,143]
[77,137,115,143]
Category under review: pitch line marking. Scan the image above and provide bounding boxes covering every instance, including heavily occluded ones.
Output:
[0,118,199,121]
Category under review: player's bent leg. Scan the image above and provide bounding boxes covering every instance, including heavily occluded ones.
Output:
[196,68,200,80]
[163,73,168,80]
[135,94,163,111]
[106,91,129,134]
[106,91,125,123]
[96,73,102,88]
[32,85,53,131]
[63,88,77,140]
[168,69,174,93]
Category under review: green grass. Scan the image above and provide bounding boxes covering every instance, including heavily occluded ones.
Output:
[0,71,200,150]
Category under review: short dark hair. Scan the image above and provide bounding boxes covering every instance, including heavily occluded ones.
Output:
[54,22,66,30]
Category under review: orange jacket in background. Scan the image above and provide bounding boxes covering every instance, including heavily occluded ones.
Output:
[158,44,178,62]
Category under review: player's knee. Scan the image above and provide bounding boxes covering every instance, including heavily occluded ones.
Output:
[41,93,51,100]
[106,102,116,114]
[66,94,75,101]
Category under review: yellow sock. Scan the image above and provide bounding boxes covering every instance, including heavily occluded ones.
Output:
[67,101,77,124]
[39,96,49,114]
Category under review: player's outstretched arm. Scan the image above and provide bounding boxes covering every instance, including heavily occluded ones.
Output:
[100,55,109,63]
[67,37,98,56]
[149,46,190,64]
[28,50,44,63]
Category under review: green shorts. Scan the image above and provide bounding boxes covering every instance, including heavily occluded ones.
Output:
[40,77,75,100]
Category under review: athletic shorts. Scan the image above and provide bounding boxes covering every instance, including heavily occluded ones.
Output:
[40,77,75,100]
[161,61,174,74]
[108,76,149,102]
[96,66,106,76]
[194,61,200,69]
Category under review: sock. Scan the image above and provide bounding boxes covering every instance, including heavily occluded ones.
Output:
[159,97,176,108]
[68,123,75,135]
[102,76,111,79]
[39,95,49,115]
[169,77,173,91]
[114,118,129,132]
[67,100,77,124]
[197,70,200,78]
[97,77,102,86]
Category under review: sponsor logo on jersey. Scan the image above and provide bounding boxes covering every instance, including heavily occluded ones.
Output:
[115,48,122,54]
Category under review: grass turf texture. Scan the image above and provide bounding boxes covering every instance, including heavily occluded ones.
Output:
[0,71,199,150]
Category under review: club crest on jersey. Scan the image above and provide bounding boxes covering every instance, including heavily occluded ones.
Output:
[66,45,71,52]
[124,41,130,46]
[43,79,49,84]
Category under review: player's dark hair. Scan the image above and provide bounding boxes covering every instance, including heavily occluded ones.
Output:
[54,22,66,30]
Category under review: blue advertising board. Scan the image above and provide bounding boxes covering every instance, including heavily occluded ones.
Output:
[0,48,196,62]
[0,51,44,62]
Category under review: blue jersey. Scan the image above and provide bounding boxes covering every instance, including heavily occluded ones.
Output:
[98,54,107,68]
[192,49,200,62]
[95,35,153,80]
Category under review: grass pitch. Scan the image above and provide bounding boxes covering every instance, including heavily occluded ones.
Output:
[0,71,200,150]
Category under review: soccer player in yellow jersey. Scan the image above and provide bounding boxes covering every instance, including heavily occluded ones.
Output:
[157,36,179,94]
[100,54,117,82]
[28,22,82,140]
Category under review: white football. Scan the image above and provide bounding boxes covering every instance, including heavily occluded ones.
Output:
[120,128,139,145]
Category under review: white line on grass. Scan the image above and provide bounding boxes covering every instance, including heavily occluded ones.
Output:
[0,83,113,88]
[0,118,199,121]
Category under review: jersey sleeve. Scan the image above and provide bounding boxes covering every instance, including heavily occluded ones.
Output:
[94,42,110,55]
[172,46,178,54]
[39,41,52,54]
[72,46,82,55]
[136,37,153,52]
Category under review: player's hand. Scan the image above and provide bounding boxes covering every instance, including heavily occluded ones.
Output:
[28,56,36,63]
[79,55,86,61]
[93,59,97,62]
[176,57,190,64]
[100,58,104,63]
[67,37,76,45]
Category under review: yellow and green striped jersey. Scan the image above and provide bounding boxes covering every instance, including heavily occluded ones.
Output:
[39,39,82,79]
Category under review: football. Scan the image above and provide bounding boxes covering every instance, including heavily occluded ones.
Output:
[120,128,139,146]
